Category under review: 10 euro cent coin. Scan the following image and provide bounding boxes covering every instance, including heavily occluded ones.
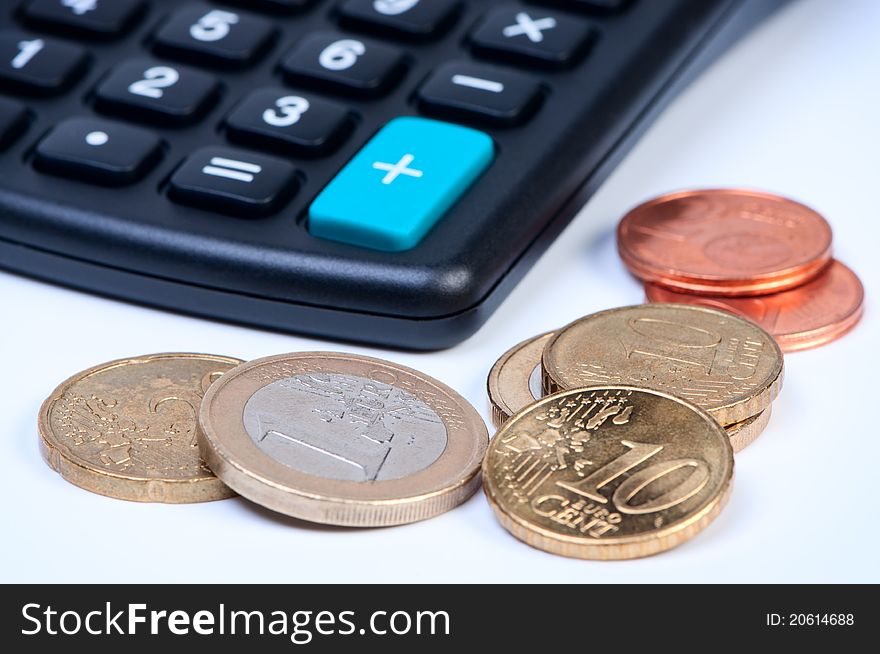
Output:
[483,387,734,559]
[197,352,489,527]
[542,304,784,426]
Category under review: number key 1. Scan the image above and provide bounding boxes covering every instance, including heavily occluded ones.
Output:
[225,88,352,156]
[0,30,89,96]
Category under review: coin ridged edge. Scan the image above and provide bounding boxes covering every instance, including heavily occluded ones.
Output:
[487,331,554,430]
[726,406,772,453]
[37,352,241,504]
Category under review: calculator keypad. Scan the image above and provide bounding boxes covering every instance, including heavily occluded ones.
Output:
[94,58,220,125]
[153,4,277,68]
[1,0,606,245]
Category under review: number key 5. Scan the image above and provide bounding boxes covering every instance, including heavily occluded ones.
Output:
[225,88,352,156]
[153,4,277,68]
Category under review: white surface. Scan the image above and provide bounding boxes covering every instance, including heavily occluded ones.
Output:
[2,0,878,583]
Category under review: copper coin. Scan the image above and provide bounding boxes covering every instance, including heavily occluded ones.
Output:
[618,189,833,296]
[644,260,864,352]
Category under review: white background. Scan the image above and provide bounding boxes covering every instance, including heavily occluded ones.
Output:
[2,0,878,583]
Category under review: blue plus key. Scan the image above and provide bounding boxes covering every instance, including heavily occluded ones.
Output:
[309,117,494,251]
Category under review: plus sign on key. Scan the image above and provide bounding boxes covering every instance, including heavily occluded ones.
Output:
[309,117,494,251]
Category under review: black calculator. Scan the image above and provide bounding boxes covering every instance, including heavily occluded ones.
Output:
[0,0,776,349]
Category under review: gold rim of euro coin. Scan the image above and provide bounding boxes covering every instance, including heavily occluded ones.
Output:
[542,304,784,426]
[38,353,242,503]
[488,331,555,428]
[726,406,772,453]
[483,386,734,560]
[198,352,488,527]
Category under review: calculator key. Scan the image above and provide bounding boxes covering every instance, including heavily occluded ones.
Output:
[0,30,89,96]
[217,0,313,14]
[153,4,277,68]
[417,61,543,127]
[309,117,494,251]
[169,147,299,216]
[0,98,28,149]
[94,58,220,126]
[281,32,406,97]
[470,6,594,68]
[33,116,163,185]
[529,0,632,13]
[20,0,147,40]
[337,0,461,40]
[225,88,351,156]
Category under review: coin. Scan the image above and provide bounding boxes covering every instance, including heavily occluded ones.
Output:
[38,353,241,503]
[617,189,833,296]
[644,260,864,352]
[542,304,784,426]
[198,352,488,527]
[488,331,555,428]
[483,387,734,559]
[725,407,771,453]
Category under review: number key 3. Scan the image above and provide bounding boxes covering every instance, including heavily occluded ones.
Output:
[225,88,352,156]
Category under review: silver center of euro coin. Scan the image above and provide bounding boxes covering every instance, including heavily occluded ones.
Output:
[242,373,448,482]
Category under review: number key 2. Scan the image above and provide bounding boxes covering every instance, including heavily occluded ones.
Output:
[153,4,277,68]
[94,58,220,125]
[281,32,406,97]
[225,88,352,156]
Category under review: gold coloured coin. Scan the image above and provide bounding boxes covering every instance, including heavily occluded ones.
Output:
[198,352,488,527]
[488,331,555,428]
[725,407,771,453]
[483,386,734,560]
[38,353,241,503]
[542,304,783,426]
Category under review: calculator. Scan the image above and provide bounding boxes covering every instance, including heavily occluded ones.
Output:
[0,0,777,349]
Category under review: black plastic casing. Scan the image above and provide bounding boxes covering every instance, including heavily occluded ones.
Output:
[0,0,780,349]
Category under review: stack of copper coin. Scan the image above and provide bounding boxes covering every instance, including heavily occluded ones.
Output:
[616,189,864,352]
